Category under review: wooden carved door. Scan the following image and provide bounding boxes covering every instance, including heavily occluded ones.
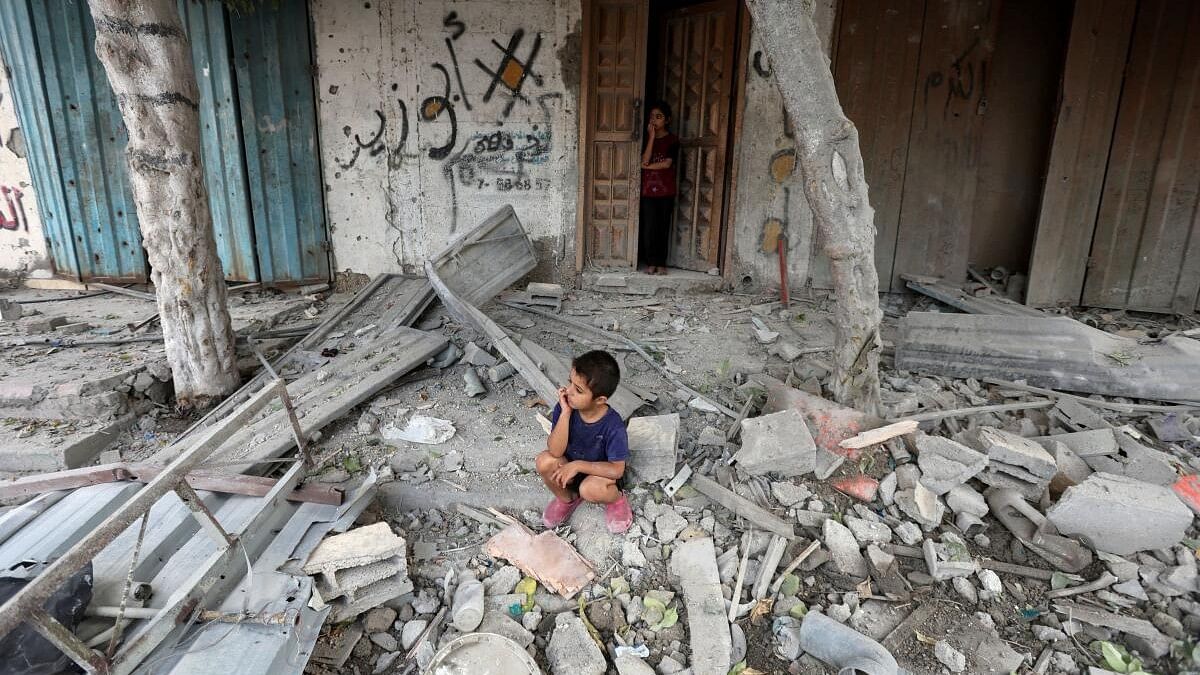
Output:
[659,0,738,272]
[583,0,648,268]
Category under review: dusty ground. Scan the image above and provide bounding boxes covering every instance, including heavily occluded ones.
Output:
[3,279,1198,675]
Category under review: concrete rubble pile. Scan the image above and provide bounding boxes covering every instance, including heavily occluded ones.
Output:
[3,212,1200,675]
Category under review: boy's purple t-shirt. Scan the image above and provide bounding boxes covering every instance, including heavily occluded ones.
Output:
[551,404,630,463]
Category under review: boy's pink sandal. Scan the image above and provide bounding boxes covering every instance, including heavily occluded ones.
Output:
[605,493,633,534]
[543,497,581,528]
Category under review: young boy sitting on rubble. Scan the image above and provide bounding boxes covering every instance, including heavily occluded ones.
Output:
[535,350,634,534]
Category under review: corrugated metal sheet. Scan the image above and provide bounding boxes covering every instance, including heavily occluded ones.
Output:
[1,0,146,282]
[1082,0,1200,313]
[0,1,81,279]
[230,0,329,285]
[1,0,329,286]
[180,0,259,282]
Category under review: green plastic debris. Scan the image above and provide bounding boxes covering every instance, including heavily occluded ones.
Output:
[1091,640,1150,674]
[788,602,808,619]
[779,574,800,597]
[515,577,537,612]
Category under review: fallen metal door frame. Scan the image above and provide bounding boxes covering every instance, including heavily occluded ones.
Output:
[0,384,288,673]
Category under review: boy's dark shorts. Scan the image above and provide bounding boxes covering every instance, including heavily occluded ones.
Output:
[567,472,627,497]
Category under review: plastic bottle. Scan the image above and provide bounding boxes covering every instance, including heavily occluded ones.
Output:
[452,577,484,631]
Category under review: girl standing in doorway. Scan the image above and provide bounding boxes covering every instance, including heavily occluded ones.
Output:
[639,101,679,276]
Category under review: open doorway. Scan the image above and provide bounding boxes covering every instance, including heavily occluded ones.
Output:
[578,0,742,275]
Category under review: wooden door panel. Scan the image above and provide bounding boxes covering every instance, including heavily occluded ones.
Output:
[1082,0,1200,312]
[833,0,926,291]
[890,0,1000,289]
[659,0,736,271]
[584,0,646,267]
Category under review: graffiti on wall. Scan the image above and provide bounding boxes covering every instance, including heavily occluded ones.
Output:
[334,12,558,232]
[922,36,988,124]
[0,185,28,232]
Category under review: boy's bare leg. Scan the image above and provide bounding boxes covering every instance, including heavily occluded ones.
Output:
[535,450,576,502]
[579,476,620,504]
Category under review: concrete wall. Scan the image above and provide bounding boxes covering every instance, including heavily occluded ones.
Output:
[728,0,836,292]
[0,57,48,277]
[312,0,581,281]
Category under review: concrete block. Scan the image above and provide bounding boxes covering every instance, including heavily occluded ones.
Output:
[945,485,988,517]
[625,414,679,483]
[895,483,945,528]
[916,435,987,494]
[966,427,1056,479]
[327,573,414,623]
[461,341,498,367]
[0,299,23,321]
[823,519,868,577]
[977,468,1044,500]
[923,533,978,580]
[547,613,606,675]
[1046,473,1194,555]
[55,322,92,335]
[734,409,816,477]
[304,522,407,574]
[1083,434,1177,486]
[844,516,892,545]
[669,538,733,675]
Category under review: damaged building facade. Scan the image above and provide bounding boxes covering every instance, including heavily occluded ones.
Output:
[0,0,1198,314]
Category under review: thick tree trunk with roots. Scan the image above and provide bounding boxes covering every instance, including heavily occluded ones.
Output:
[745,0,882,415]
[87,0,239,409]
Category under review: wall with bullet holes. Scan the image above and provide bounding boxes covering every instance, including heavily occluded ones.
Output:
[312,0,582,282]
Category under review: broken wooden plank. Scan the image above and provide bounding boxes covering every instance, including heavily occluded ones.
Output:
[838,420,918,450]
[903,276,1045,317]
[0,463,342,505]
[426,261,557,406]
[182,328,448,470]
[690,474,794,539]
[896,312,1200,403]
[484,522,595,599]
[430,205,537,307]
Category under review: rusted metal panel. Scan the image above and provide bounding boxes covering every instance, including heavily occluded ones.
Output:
[0,1,83,279]
[832,0,925,292]
[1082,0,1200,313]
[890,0,1000,289]
[26,0,147,282]
[180,0,259,282]
[229,0,330,285]
[583,0,648,268]
[659,0,738,272]
[1026,0,1138,307]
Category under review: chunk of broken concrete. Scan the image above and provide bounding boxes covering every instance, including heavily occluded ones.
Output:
[762,380,878,459]
[895,482,945,528]
[669,538,733,675]
[965,427,1056,480]
[945,484,988,517]
[547,613,606,675]
[461,341,498,367]
[916,434,987,494]
[304,522,407,575]
[625,414,679,484]
[734,409,816,477]
[823,519,868,578]
[923,532,978,580]
[1046,473,1194,555]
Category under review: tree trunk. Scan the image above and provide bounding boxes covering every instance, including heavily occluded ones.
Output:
[87,0,239,409]
[744,0,883,415]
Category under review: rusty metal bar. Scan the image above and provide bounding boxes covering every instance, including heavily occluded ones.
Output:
[0,384,278,643]
[28,608,108,673]
[248,338,309,466]
[173,481,234,548]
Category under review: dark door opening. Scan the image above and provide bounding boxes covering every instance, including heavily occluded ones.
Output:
[643,0,739,273]
[579,0,740,274]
